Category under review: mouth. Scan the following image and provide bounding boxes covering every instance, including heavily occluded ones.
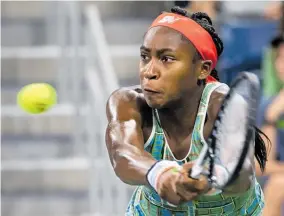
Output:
[144,88,161,94]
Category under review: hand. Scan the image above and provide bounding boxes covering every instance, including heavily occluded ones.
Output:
[156,162,209,205]
[156,166,189,205]
[177,162,210,195]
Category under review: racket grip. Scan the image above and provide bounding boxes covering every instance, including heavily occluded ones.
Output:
[189,166,202,179]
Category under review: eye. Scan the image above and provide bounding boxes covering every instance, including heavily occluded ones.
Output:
[161,56,175,63]
[140,53,150,61]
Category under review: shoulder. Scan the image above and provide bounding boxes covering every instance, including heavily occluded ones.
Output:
[106,85,150,122]
[107,85,142,101]
[207,83,229,120]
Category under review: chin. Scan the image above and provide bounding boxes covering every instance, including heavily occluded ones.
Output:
[145,98,165,109]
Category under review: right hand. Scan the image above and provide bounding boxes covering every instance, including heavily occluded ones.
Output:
[156,163,209,205]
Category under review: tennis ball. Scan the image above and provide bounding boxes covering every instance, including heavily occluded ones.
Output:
[17,83,57,114]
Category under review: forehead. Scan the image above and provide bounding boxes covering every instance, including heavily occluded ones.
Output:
[143,26,193,52]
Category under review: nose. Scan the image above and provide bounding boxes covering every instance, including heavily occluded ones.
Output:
[144,60,160,80]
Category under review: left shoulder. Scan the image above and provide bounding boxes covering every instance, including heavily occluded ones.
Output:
[207,83,230,120]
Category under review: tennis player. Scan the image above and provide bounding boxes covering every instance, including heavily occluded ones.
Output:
[105,7,268,215]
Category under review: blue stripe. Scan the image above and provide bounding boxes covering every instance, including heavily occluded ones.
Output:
[247,198,258,214]
[160,208,171,216]
[240,207,247,216]
[135,205,146,216]
[152,135,164,160]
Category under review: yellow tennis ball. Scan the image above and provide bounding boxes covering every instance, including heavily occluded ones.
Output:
[17,83,57,114]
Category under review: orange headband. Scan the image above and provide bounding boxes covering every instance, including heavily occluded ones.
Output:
[149,12,218,69]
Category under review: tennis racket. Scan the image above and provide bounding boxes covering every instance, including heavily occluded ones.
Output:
[190,72,261,189]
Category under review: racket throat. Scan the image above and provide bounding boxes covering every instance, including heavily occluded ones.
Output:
[190,144,209,178]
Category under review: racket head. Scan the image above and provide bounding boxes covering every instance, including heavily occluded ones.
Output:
[191,72,261,189]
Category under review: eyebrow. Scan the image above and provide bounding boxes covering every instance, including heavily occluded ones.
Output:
[140,45,174,55]
[140,45,150,52]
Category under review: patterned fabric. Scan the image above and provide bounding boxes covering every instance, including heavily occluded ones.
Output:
[126,82,264,215]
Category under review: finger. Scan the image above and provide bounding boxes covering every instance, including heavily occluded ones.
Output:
[180,175,209,193]
[176,187,198,201]
[159,181,182,206]
[175,178,200,196]
[182,181,201,193]
[175,173,199,193]
[177,190,198,202]
[181,162,195,172]
[195,175,210,192]
[160,192,181,206]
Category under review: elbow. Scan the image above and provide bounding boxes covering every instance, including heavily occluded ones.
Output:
[113,167,126,183]
[111,150,133,185]
[111,150,123,176]
[114,169,132,185]
[112,157,125,182]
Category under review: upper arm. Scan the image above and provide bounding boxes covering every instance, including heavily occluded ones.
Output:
[105,88,145,165]
[207,84,229,127]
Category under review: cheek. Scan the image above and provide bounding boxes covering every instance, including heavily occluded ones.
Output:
[164,67,193,96]
[172,65,195,88]
[139,62,146,79]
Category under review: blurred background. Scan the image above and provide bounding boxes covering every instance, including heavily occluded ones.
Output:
[1,1,284,216]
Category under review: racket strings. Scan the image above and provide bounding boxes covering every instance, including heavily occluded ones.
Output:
[190,73,261,189]
[211,89,249,186]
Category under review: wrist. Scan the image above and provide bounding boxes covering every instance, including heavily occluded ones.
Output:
[146,160,181,191]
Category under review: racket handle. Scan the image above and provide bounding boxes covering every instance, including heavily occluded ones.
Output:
[189,166,202,179]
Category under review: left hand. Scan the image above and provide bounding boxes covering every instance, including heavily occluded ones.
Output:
[174,162,210,201]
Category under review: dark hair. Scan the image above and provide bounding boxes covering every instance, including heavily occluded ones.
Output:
[170,7,223,82]
[170,7,269,173]
[254,127,270,172]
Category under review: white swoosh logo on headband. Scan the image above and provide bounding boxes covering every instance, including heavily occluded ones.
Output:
[158,16,182,24]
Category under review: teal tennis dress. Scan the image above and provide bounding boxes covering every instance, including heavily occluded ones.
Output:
[126,82,264,216]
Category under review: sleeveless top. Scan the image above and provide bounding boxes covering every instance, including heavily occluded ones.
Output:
[126,82,264,216]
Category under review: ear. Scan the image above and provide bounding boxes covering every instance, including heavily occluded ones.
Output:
[198,60,212,80]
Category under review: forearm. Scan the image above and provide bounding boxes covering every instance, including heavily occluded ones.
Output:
[112,144,157,185]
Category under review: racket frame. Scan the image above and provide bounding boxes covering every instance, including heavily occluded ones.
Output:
[190,72,260,189]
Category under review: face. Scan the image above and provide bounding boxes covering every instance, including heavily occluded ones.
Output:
[275,44,284,83]
[139,26,211,109]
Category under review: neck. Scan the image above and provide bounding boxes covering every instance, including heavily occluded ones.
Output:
[156,86,204,138]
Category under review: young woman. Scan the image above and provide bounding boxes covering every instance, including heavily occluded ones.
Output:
[106,7,268,215]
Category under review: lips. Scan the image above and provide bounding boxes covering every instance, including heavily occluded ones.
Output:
[144,88,160,94]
